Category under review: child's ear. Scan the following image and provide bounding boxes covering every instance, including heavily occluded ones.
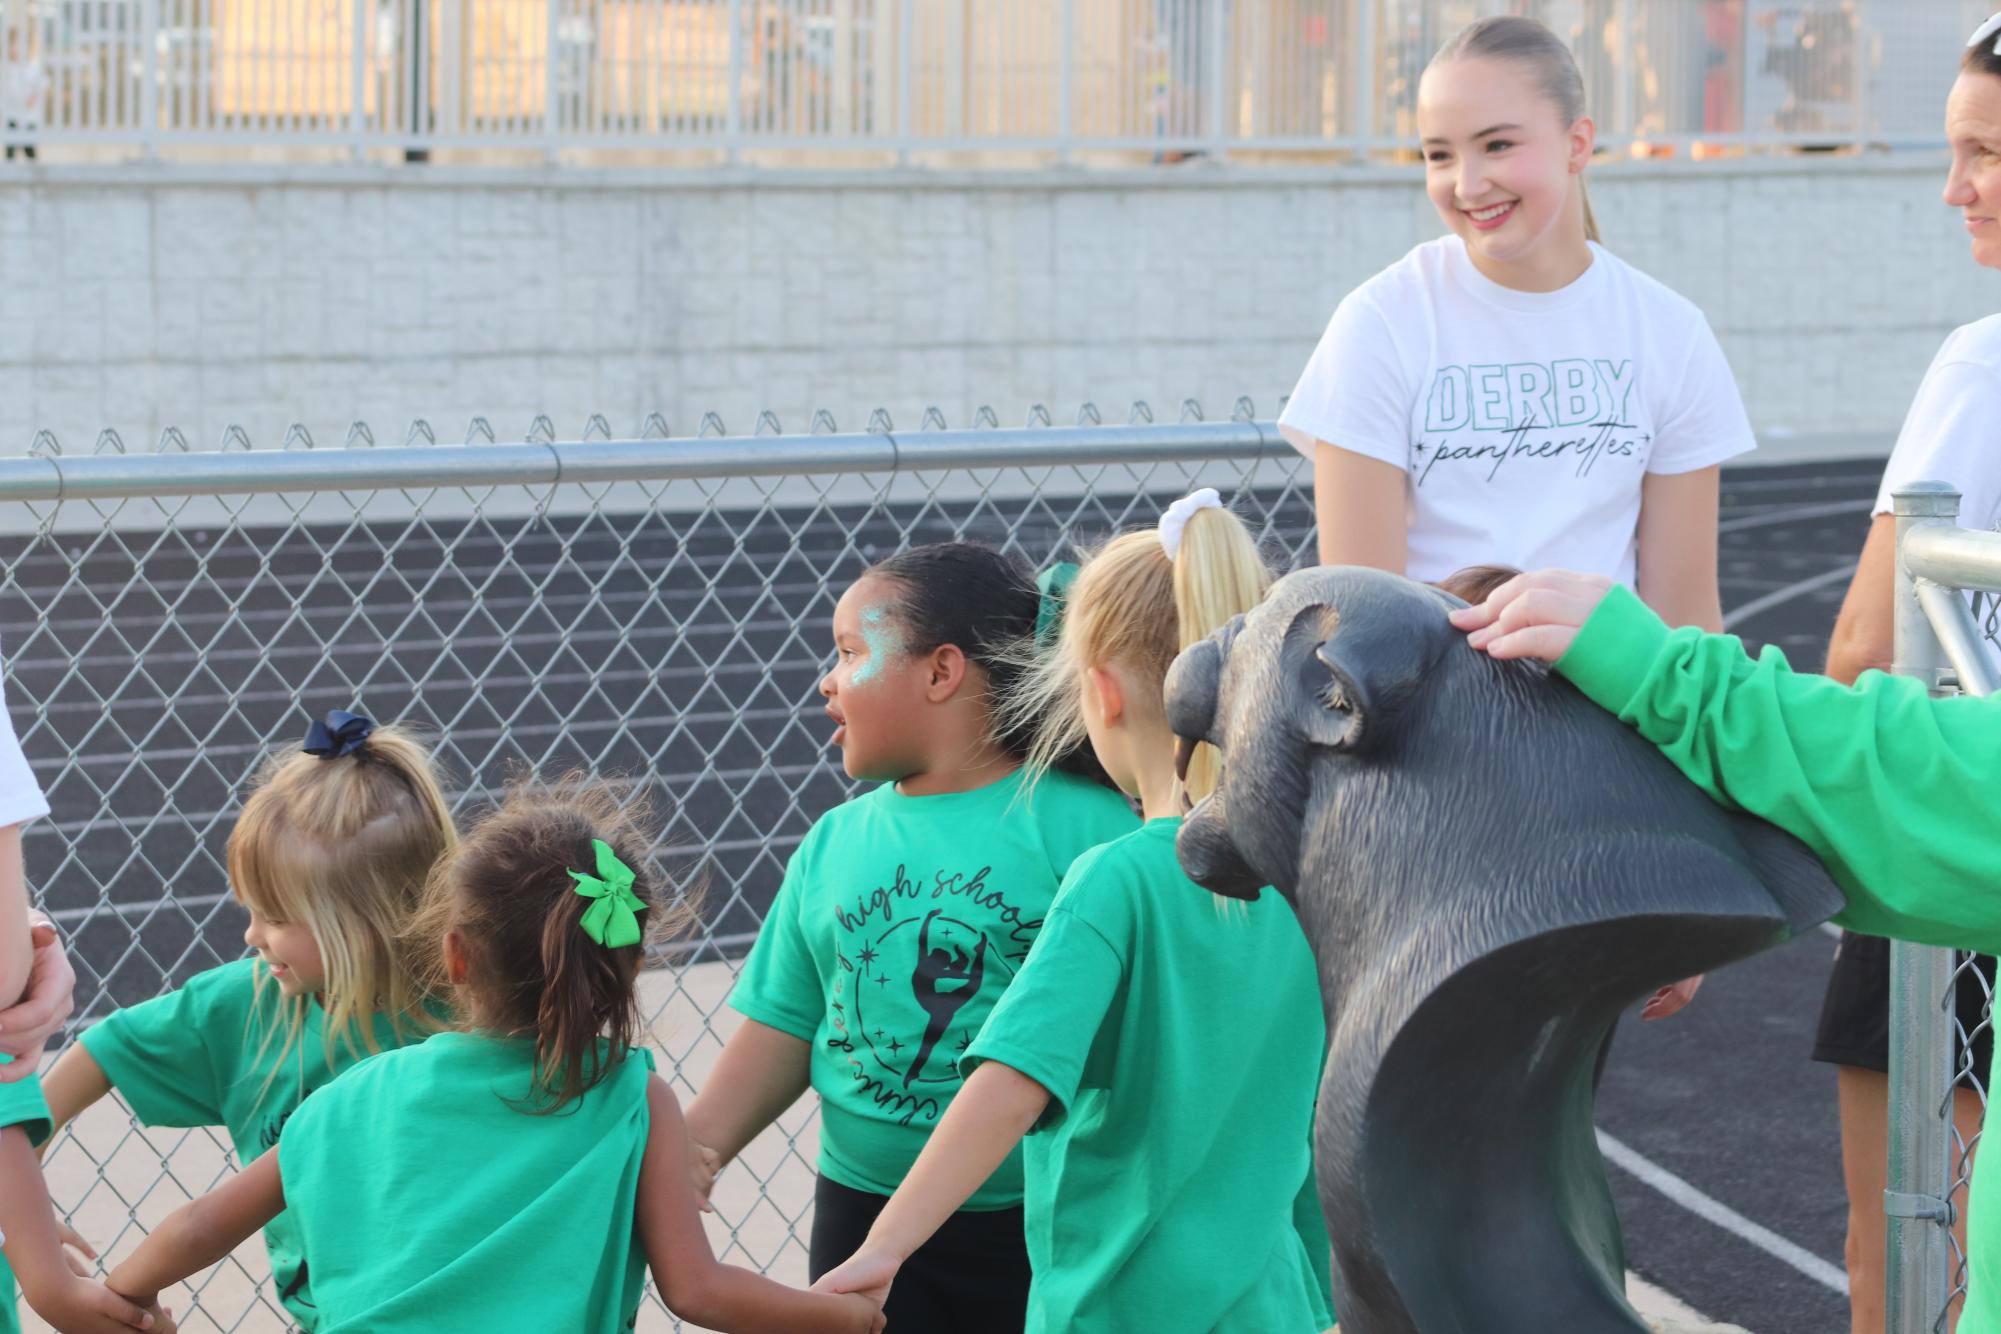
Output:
[1086,665,1125,727]
[442,931,470,986]
[924,643,970,703]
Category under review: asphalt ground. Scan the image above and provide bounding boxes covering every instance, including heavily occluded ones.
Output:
[4,453,1893,1332]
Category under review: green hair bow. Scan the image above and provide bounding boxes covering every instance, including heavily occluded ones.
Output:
[1035,562,1079,651]
[569,839,646,949]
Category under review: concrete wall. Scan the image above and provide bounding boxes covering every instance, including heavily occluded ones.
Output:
[0,155,1988,453]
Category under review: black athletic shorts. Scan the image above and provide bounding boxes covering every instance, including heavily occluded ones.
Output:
[1812,929,1996,1090]
[808,1175,1031,1333]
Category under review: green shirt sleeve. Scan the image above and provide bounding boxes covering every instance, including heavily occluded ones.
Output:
[1557,583,2001,953]
[0,1062,49,1146]
[728,838,824,1043]
[961,883,1126,1131]
[79,961,258,1128]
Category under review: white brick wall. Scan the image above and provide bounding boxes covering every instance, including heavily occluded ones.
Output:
[0,157,1989,453]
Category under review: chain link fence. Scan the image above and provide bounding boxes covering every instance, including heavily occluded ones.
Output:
[1887,482,2001,1334]
[11,408,1313,1332]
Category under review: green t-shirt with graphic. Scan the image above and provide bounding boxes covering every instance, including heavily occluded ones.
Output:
[279,1033,653,1333]
[731,767,1138,1208]
[80,959,433,1329]
[0,1062,50,1334]
[964,818,1334,1332]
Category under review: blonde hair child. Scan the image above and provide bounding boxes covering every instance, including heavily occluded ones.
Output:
[103,779,882,1334]
[40,711,454,1329]
[817,492,1339,1333]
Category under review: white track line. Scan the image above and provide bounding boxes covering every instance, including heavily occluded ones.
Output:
[1720,563,1858,632]
[1597,1129,1850,1296]
[1717,499,1874,533]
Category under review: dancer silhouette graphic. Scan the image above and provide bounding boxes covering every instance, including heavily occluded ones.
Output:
[906,909,987,1087]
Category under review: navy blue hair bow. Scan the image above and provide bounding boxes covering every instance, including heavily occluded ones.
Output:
[303,709,375,760]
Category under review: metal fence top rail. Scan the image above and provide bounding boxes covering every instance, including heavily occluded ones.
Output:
[15,151,1956,192]
[0,421,1293,502]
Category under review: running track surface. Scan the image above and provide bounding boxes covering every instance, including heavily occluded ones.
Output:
[14,455,1889,1332]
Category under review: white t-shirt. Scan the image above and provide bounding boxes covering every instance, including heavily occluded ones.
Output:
[1875,313,2001,528]
[0,652,48,828]
[1279,236,1756,585]
[1873,313,2001,671]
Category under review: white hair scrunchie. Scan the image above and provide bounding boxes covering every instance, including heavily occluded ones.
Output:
[1971,10,2001,54]
[1158,487,1225,561]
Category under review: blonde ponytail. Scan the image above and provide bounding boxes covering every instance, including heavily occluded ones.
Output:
[1168,507,1273,800]
[1010,499,1272,808]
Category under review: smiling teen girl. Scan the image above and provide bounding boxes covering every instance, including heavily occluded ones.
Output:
[1280,16,1752,639]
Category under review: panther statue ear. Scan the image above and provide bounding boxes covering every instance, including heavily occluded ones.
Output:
[1290,596,1435,756]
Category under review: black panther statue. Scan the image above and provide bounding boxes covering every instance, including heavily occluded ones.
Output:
[1164,566,1843,1334]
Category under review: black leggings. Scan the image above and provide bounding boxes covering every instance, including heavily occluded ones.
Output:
[809,1176,1031,1333]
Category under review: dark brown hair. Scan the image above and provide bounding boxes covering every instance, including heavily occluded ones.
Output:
[1435,563,1523,605]
[408,776,695,1110]
[866,540,1110,785]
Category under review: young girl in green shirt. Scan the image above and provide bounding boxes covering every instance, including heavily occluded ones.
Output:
[815,493,1336,1333]
[102,779,881,1334]
[38,711,455,1329]
[686,541,1139,1331]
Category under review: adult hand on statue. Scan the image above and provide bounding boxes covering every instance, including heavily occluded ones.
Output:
[0,920,76,1079]
[1448,569,1615,663]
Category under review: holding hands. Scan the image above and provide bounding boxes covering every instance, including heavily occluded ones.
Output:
[813,1246,900,1313]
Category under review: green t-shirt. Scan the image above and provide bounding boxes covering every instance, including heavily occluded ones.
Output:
[731,767,1138,1208]
[964,818,1335,1332]
[0,1063,49,1334]
[79,959,431,1329]
[279,1032,653,1333]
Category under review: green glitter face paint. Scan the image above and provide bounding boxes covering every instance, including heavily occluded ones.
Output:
[852,603,903,687]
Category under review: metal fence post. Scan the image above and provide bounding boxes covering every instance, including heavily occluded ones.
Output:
[1058,0,1074,161]
[1206,0,1227,158]
[138,0,159,157]
[1887,480,1963,1334]
[725,0,743,161]
[543,0,561,163]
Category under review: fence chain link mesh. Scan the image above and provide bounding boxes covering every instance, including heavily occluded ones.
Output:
[11,409,1311,1332]
[1933,587,2001,1330]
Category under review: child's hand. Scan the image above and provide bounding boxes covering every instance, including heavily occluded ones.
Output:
[25,1272,168,1332]
[58,1218,100,1276]
[1448,569,1613,663]
[828,1289,886,1332]
[812,1246,898,1309]
[690,1141,721,1212]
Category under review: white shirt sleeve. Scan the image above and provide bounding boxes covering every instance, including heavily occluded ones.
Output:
[1874,358,2001,528]
[1277,288,1414,468]
[0,649,49,829]
[1647,316,1757,475]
